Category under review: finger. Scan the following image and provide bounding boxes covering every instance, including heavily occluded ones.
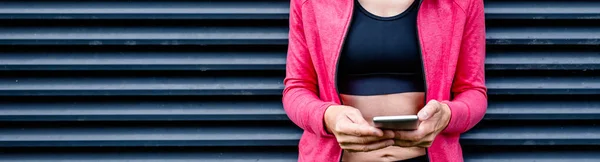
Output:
[394,132,435,147]
[416,141,433,148]
[393,140,418,147]
[343,110,384,136]
[382,130,395,138]
[336,122,382,137]
[415,134,435,148]
[342,139,395,152]
[345,109,369,125]
[394,124,434,142]
[337,133,394,145]
[418,100,442,120]
[394,130,422,142]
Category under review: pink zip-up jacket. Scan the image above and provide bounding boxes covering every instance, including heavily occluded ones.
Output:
[282,0,487,161]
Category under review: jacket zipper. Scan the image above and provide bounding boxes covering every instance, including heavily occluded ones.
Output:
[335,1,355,162]
[415,0,431,161]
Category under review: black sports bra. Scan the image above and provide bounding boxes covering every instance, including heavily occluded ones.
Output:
[337,0,425,96]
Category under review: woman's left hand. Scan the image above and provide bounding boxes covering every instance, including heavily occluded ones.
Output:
[393,100,451,148]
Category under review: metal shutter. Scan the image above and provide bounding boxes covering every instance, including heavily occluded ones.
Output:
[0,0,598,161]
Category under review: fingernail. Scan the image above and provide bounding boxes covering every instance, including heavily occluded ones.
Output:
[418,111,428,119]
[385,131,394,138]
[387,140,395,145]
[373,129,383,136]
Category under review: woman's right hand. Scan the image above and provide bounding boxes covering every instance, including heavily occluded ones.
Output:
[324,105,395,152]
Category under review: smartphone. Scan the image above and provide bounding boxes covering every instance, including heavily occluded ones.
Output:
[372,115,419,130]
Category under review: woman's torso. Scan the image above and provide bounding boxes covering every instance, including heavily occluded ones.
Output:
[337,0,428,161]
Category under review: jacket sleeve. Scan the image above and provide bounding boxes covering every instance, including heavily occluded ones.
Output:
[441,0,488,135]
[282,0,338,137]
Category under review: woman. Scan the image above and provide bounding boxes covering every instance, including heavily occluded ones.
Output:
[282,0,487,161]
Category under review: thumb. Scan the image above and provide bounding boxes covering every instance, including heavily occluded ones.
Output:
[418,100,441,121]
[345,110,383,136]
[346,109,369,125]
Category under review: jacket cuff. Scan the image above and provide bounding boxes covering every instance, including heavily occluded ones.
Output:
[311,101,338,137]
[441,100,470,134]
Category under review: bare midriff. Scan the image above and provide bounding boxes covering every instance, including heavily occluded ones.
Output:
[340,92,426,162]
